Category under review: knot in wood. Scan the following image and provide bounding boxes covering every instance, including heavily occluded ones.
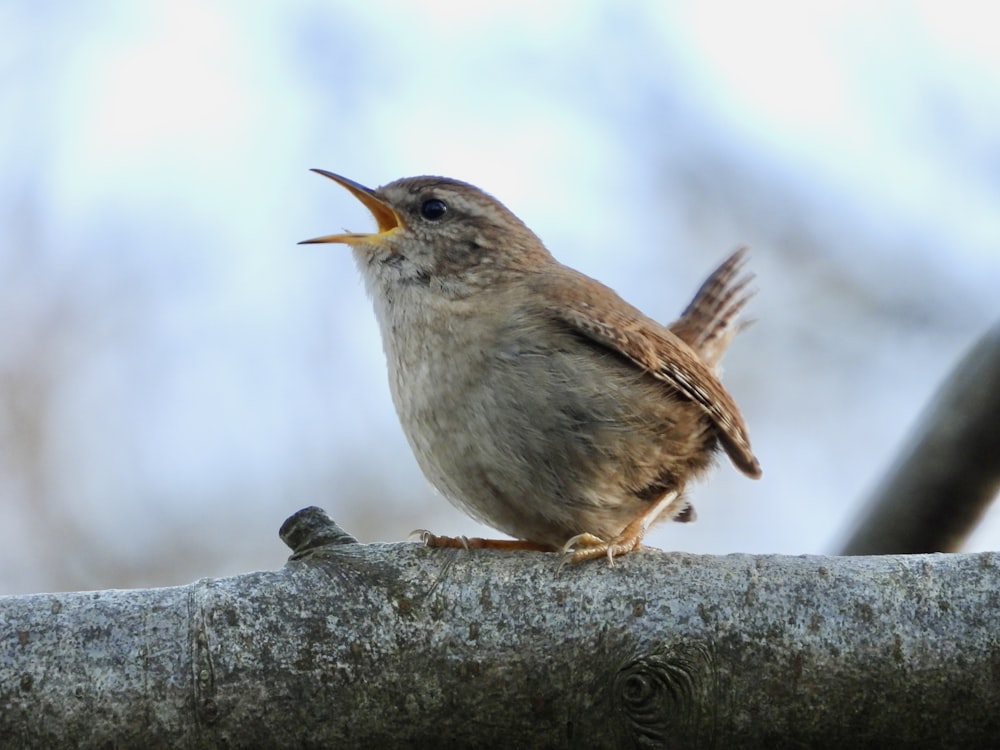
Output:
[612,644,717,748]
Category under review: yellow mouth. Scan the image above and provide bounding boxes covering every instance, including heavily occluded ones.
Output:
[299,169,402,245]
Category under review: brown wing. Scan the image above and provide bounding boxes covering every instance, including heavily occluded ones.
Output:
[532,267,762,479]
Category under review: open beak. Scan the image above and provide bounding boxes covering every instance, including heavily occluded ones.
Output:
[299,169,402,245]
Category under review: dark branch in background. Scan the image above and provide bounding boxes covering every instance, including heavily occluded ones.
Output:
[840,321,1000,555]
[3,507,1000,749]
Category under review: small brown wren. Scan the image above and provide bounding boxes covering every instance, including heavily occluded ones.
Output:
[302,170,761,562]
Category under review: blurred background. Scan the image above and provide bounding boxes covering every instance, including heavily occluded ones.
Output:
[1,1,998,594]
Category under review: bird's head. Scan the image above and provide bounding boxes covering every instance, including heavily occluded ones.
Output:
[301,170,552,293]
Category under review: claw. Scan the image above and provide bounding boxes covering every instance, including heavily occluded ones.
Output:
[413,530,470,549]
[560,532,606,556]
[557,532,621,569]
[558,530,649,565]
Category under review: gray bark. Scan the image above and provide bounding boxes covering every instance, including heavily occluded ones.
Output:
[840,321,1000,554]
[2,507,999,749]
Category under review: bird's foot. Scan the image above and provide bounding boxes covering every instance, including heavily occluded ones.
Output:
[559,491,687,566]
[560,531,643,566]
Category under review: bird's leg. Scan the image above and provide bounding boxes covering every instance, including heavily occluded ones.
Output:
[562,491,687,564]
[414,530,555,552]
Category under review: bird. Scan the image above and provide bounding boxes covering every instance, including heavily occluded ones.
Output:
[301,170,761,562]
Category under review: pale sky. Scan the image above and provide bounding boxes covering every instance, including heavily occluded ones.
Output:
[2,0,998,592]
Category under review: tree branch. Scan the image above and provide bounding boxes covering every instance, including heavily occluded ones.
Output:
[840,321,1000,554]
[2,507,999,748]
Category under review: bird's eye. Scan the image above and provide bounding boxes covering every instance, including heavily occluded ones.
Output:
[420,198,448,221]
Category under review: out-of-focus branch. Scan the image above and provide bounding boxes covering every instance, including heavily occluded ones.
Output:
[840,322,1000,555]
[2,507,1000,748]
